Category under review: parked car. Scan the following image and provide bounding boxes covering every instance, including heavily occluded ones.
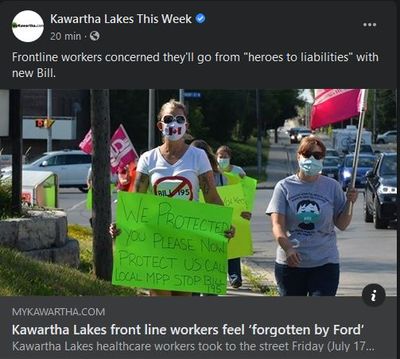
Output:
[364,152,397,229]
[376,130,397,144]
[325,148,340,158]
[345,143,374,155]
[0,150,91,192]
[338,154,376,190]
[321,156,341,180]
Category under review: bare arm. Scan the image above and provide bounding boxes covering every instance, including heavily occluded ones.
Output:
[270,213,301,267]
[334,188,358,230]
[199,171,223,206]
[199,171,235,239]
[133,171,150,193]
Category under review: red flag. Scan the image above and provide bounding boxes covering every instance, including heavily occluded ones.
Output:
[78,125,138,173]
[110,125,138,174]
[310,89,365,129]
[78,129,92,154]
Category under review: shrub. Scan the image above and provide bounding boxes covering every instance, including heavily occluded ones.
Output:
[0,180,12,219]
[227,140,268,167]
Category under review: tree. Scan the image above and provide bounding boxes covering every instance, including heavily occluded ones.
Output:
[91,90,113,281]
[9,90,22,216]
[261,89,301,132]
[365,89,396,133]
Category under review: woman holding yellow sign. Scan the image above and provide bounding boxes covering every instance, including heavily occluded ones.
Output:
[110,99,234,296]
[216,145,252,289]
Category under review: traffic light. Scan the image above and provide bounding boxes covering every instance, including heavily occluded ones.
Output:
[35,119,45,128]
[45,119,55,128]
[35,118,55,128]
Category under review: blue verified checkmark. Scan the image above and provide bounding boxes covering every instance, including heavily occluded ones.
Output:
[195,13,206,24]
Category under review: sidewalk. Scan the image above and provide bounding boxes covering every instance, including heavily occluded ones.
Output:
[256,142,291,189]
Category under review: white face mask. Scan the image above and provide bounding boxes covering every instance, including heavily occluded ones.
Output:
[298,155,323,176]
[162,122,186,141]
[218,158,230,170]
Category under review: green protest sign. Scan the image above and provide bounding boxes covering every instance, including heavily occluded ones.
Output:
[112,192,233,295]
[201,184,253,259]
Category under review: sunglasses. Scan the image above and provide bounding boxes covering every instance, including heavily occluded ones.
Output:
[301,151,324,160]
[161,115,186,124]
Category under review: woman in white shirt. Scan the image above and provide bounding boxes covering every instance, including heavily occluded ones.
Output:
[110,99,234,296]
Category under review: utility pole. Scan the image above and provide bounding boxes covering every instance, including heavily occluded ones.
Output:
[91,89,112,281]
[256,89,262,176]
[47,89,52,152]
[179,89,184,103]
[372,89,377,143]
[10,90,22,216]
[148,89,155,150]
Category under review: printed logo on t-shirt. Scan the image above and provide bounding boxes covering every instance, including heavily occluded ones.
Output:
[153,176,193,200]
[296,200,321,230]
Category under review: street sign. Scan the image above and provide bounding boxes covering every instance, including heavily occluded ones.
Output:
[183,92,201,98]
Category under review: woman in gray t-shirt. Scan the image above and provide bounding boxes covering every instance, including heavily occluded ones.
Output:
[266,136,358,296]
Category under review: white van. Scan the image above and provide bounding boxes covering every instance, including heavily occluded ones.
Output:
[1,150,91,192]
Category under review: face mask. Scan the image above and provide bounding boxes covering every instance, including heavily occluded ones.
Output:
[162,122,186,141]
[298,155,323,176]
[218,158,230,170]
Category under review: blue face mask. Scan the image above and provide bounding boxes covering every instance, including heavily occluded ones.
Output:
[217,158,230,170]
[298,155,323,176]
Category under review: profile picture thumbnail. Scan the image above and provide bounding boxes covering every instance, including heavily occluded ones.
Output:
[12,10,44,43]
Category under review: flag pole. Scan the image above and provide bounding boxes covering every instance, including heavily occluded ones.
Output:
[348,89,368,215]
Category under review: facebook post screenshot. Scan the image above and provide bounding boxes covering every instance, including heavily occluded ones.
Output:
[0,1,397,358]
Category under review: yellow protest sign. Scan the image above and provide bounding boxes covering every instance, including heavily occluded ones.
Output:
[222,172,257,211]
[241,176,257,211]
[223,171,241,185]
[200,183,253,259]
[112,192,233,295]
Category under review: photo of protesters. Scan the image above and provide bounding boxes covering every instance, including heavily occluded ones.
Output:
[0,89,396,298]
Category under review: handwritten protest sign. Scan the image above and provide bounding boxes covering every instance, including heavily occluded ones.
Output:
[112,192,233,295]
[201,184,253,259]
[222,173,257,211]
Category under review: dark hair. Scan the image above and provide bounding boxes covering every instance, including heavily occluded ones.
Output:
[216,145,232,157]
[297,136,326,157]
[191,139,219,172]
